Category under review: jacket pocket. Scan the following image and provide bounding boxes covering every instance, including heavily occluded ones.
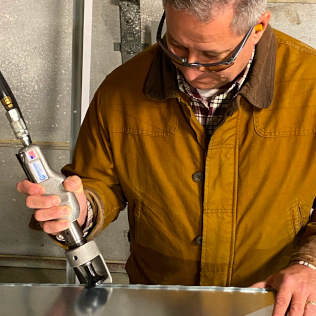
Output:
[107,100,178,137]
[253,106,316,137]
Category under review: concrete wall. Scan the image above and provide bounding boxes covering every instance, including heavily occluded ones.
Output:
[0,0,74,261]
[0,0,315,280]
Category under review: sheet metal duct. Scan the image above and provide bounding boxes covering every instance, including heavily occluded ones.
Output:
[0,284,275,316]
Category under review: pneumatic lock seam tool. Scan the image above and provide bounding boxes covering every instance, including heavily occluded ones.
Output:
[0,71,112,288]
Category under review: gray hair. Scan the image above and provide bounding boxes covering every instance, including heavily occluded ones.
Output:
[162,0,267,35]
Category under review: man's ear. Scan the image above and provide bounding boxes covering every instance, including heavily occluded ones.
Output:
[252,10,271,43]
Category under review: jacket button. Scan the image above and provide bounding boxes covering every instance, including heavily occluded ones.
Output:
[195,235,202,245]
[192,171,204,182]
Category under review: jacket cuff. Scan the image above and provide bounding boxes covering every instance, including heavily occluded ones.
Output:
[290,235,316,268]
[84,187,105,242]
[47,188,105,249]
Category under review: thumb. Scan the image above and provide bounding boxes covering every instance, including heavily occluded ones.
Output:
[63,175,88,227]
[63,175,84,194]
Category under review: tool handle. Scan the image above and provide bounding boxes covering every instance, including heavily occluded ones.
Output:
[16,144,80,222]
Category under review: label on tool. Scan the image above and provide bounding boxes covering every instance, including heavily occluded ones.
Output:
[29,160,48,183]
[26,149,37,161]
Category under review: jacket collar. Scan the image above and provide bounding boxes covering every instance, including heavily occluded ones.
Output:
[145,25,276,109]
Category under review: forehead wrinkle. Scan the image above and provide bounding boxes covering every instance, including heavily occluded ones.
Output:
[165,15,240,55]
[167,21,227,43]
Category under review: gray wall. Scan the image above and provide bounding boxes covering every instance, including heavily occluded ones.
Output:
[0,0,73,260]
[0,0,315,280]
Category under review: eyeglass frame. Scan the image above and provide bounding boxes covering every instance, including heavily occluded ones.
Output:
[156,12,255,71]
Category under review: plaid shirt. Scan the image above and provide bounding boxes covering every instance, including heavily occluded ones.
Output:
[177,50,255,136]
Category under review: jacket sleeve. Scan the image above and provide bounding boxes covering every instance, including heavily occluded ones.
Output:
[290,212,316,268]
[62,85,127,241]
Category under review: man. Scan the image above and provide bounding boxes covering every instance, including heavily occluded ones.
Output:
[17,0,316,315]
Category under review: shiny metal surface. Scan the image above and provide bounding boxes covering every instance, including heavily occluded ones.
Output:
[0,283,275,316]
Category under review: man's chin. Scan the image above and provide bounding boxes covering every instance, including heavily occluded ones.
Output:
[190,81,223,90]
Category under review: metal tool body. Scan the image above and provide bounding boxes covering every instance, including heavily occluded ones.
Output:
[0,71,112,287]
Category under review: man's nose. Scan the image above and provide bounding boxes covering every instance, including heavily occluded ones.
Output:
[180,65,204,82]
[186,52,207,72]
[186,51,201,65]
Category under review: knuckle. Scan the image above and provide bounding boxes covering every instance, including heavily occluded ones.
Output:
[42,220,67,235]
[70,175,81,183]
[16,181,23,192]
[35,207,63,222]
[41,221,51,234]
[66,175,83,191]
[34,209,44,221]
[275,296,289,308]
[53,207,66,220]
[305,304,316,313]
[290,302,304,313]
[25,195,47,209]
[43,196,59,208]
[41,221,57,234]
[16,180,29,193]
[42,198,53,209]
[25,195,34,208]
[17,180,43,195]
[305,304,314,312]
[278,278,293,290]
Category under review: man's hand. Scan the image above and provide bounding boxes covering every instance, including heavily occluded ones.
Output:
[251,264,316,316]
[17,175,88,235]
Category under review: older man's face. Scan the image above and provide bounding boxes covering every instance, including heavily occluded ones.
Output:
[165,5,261,90]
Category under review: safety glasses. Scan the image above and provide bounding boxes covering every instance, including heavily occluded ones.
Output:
[156,12,255,72]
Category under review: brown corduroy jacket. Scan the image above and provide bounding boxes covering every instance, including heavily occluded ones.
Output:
[62,25,316,286]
